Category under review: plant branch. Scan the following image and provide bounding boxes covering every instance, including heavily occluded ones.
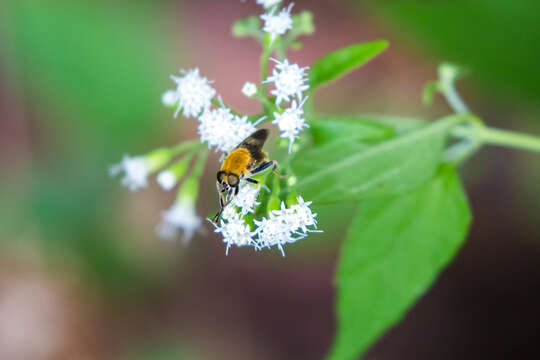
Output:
[170,140,203,156]
[438,64,469,114]
[451,124,540,153]
[479,127,540,152]
[259,46,272,108]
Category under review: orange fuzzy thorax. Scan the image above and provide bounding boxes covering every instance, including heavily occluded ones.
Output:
[220,148,252,176]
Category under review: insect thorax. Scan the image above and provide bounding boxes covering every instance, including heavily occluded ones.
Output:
[221,148,253,175]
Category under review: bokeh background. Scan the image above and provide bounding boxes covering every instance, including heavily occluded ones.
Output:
[1,0,540,359]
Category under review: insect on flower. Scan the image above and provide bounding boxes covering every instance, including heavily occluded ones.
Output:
[212,129,283,224]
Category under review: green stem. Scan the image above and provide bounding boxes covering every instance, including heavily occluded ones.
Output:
[443,136,481,165]
[259,42,273,115]
[192,148,209,178]
[441,81,469,114]
[438,64,469,114]
[438,64,540,155]
[304,92,316,120]
[211,98,241,115]
[170,140,202,156]
[260,45,271,88]
[452,124,540,153]
[437,113,477,164]
[276,42,287,61]
[259,96,277,115]
[479,127,540,152]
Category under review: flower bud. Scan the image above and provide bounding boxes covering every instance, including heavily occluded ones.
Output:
[241,82,258,98]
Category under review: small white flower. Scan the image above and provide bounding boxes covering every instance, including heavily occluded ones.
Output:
[241,82,258,98]
[230,182,260,215]
[272,97,309,153]
[227,115,259,152]
[156,198,202,243]
[198,107,235,152]
[254,214,302,256]
[170,68,216,118]
[198,107,258,153]
[260,3,294,45]
[265,58,309,105]
[214,217,255,255]
[221,205,241,221]
[109,155,150,192]
[253,197,320,256]
[281,196,319,234]
[155,221,178,241]
[256,0,281,9]
[157,170,177,191]
[161,89,178,107]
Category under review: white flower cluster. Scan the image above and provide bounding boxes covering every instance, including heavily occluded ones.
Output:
[160,2,309,155]
[156,170,177,191]
[266,58,309,105]
[260,3,294,45]
[255,197,320,256]
[256,0,281,9]
[164,69,267,154]
[229,182,261,215]
[155,198,202,243]
[109,155,150,192]
[272,97,309,153]
[213,182,320,256]
[121,0,321,250]
[169,68,216,118]
[264,57,310,153]
[258,2,311,153]
[198,107,263,153]
[260,0,310,151]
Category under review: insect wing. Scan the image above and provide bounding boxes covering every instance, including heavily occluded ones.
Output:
[236,129,268,163]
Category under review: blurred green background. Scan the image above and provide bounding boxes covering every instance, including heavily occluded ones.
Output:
[1,0,539,359]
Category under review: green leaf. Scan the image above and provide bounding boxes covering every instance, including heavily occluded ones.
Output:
[291,10,315,37]
[422,81,440,106]
[293,114,463,203]
[328,167,471,360]
[232,15,263,41]
[309,40,389,90]
[353,114,427,134]
[310,116,396,145]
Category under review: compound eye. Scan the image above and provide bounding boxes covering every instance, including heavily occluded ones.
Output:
[228,174,239,186]
[217,171,227,184]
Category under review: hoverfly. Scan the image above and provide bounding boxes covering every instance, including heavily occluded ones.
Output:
[211,129,282,223]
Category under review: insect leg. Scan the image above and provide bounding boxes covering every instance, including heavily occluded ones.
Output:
[271,160,285,178]
[250,161,274,175]
[250,160,285,178]
[212,193,227,224]
[245,178,259,184]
